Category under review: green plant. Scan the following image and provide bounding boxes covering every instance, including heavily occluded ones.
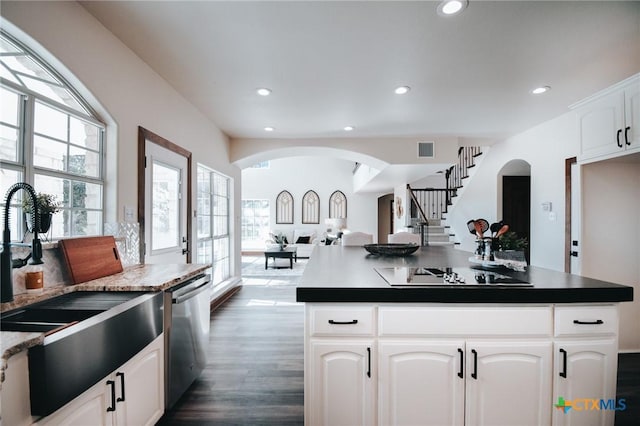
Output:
[498,231,528,251]
[22,192,61,215]
[269,232,287,245]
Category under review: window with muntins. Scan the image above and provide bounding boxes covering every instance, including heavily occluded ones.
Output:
[197,165,231,285]
[0,30,105,240]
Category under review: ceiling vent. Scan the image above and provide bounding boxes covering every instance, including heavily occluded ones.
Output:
[417,141,435,158]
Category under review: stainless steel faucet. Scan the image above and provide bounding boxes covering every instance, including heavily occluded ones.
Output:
[1,182,44,303]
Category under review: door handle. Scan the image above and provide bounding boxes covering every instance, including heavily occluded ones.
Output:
[617,129,623,147]
[471,349,478,379]
[107,380,116,412]
[625,126,631,146]
[458,348,464,378]
[116,372,126,402]
[366,347,371,378]
[559,348,567,378]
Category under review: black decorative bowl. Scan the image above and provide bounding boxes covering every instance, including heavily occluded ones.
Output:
[363,243,420,256]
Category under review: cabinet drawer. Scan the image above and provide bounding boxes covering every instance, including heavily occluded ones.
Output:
[379,306,552,336]
[308,305,375,336]
[554,305,618,337]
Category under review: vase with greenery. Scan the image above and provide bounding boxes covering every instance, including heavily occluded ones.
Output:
[22,192,61,233]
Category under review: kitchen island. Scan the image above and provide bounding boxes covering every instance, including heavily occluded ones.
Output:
[296,245,633,426]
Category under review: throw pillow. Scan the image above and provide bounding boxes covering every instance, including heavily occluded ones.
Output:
[296,236,311,244]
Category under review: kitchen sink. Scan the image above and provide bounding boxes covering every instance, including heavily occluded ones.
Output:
[0,292,148,334]
[0,291,163,417]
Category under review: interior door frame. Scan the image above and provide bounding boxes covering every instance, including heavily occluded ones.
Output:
[137,126,192,263]
[564,157,576,273]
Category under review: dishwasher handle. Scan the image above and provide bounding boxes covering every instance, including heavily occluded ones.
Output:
[171,274,211,304]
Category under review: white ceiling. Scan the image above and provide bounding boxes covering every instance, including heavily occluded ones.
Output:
[80,0,640,143]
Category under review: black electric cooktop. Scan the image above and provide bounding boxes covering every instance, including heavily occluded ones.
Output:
[374,266,532,286]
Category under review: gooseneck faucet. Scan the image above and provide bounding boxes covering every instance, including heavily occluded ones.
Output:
[1,182,44,303]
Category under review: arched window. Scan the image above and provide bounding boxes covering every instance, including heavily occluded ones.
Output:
[302,190,320,224]
[276,190,294,224]
[1,30,105,240]
[329,190,347,218]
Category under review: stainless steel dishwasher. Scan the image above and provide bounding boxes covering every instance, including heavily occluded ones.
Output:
[164,273,212,409]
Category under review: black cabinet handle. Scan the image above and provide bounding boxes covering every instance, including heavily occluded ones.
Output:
[328,319,358,325]
[617,129,623,147]
[559,348,567,378]
[625,126,631,146]
[573,319,604,325]
[116,372,126,402]
[471,349,478,380]
[366,347,371,378]
[458,348,464,378]
[107,380,116,412]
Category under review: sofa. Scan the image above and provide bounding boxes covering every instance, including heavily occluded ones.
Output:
[268,229,319,258]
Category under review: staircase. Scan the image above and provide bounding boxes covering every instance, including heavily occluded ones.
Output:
[408,147,484,246]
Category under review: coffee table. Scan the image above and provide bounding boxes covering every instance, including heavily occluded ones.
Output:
[264,246,298,269]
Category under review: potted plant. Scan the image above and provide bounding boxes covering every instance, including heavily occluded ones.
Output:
[498,231,528,251]
[22,192,61,233]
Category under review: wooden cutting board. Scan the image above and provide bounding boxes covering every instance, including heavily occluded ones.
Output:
[59,236,123,284]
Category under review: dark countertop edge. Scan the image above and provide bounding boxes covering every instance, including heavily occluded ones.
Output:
[296,286,634,304]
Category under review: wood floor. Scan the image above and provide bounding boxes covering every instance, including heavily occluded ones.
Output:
[158,275,304,425]
[159,261,639,425]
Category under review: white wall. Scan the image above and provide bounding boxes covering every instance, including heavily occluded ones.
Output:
[448,112,578,271]
[581,158,640,351]
[242,156,380,247]
[2,1,242,276]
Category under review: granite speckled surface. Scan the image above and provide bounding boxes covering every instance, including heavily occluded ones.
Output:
[0,263,209,386]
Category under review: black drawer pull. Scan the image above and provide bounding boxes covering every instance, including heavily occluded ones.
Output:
[559,348,567,378]
[107,380,116,412]
[328,319,358,325]
[116,372,125,402]
[573,319,604,325]
[457,348,464,378]
[471,349,478,380]
[617,129,623,147]
[625,126,631,146]
[366,347,371,378]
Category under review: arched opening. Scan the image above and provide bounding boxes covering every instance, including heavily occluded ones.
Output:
[497,159,531,261]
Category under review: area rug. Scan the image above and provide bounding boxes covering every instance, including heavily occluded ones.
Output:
[241,255,308,277]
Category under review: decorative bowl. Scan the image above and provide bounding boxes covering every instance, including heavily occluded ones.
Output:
[363,243,420,256]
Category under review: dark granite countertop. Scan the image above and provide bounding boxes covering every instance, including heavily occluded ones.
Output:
[296,245,634,303]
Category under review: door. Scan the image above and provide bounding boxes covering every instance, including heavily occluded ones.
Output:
[309,341,375,426]
[553,340,618,426]
[139,127,192,264]
[502,176,531,261]
[378,341,465,426]
[465,340,552,426]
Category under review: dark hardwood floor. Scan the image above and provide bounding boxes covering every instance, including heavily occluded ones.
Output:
[158,274,304,425]
[159,258,639,425]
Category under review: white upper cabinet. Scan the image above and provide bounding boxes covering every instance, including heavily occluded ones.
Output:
[573,74,640,162]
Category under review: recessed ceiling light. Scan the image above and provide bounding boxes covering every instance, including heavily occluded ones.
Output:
[264,126,275,132]
[344,126,355,132]
[437,0,468,16]
[395,86,411,95]
[531,86,551,95]
[256,88,272,96]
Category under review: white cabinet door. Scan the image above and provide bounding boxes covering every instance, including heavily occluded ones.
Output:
[465,340,553,426]
[36,378,112,426]
[115,335,165,426]
[577,91,625,160]
[624,82,640,151]
[309,341,375,426]
[378,340,465,426]
[552,339,618,426]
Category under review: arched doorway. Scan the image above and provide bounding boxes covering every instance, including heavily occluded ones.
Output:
[498,160,531,261]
